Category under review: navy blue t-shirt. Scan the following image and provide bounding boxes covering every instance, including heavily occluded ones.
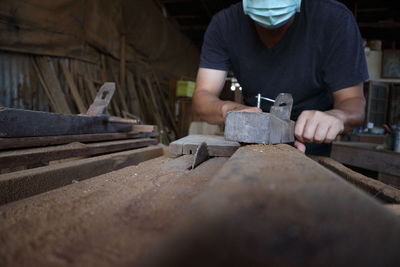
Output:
[200,0,369,156]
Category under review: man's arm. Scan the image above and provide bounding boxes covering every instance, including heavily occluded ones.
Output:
[192,68,261,124]
[294,83,366,151]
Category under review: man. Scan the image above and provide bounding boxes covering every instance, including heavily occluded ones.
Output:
[192,0,368,156]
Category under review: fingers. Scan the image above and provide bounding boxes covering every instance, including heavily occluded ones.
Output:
[294,112,307,143]
[241,107,262,113]
[326,126,340,143]
[295,110,344,144]
[314,123,330,144]
[302,119,318,143]
[294,140,306,153]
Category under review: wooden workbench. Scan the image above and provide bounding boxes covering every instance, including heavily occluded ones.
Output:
[1,141,400,266]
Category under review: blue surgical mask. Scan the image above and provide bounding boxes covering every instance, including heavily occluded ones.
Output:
[243,0,302,29]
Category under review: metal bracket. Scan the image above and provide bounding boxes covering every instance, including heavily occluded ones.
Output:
[270,93,293,121]
[191,142,210,169]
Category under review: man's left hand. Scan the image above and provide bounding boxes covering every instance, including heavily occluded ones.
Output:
[294,110,345,152]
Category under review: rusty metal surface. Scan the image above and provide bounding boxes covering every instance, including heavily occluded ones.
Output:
[0,51,48,110]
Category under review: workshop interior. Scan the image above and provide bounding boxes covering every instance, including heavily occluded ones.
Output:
[1,0,400,266]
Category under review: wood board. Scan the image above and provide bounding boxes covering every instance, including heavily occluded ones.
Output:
[331,141,400,177]
[0,146,163,205]
[0,132,157,151]
[147,144,400,266]
[0,138,157,169]
[312,155,400,203]
[59,61,87,114]
[169,134,240,157]
[0,108,131,137]
[0,155,227,266]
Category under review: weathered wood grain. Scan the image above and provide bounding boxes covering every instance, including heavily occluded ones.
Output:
[0,156,228,267]
[0,108,132,137]
[147,144,400,266]
[311,155,400,203]
[0,138,157,169]
[0,132,157,151]
[331,141,400,177]
[0,146,163,205]
[169,134,240,157]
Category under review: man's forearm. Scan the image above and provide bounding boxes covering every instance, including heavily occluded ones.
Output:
[192,90,231,124]
[328,96,366,132]
[193,90,261,124]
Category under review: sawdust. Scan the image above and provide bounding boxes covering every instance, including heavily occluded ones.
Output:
[0,155,228,267]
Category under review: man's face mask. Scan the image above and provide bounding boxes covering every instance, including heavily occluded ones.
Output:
[243,0,302,29]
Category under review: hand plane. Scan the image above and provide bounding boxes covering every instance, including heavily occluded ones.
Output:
[224,93,295,144]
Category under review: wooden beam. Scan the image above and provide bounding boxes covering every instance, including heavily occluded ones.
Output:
[0,138,157,169]
[147,144,400,266]
[169,135,240,157]
[132,124,158,134]
[0,155,228,266]
[0,146,163,205]
[0,132,157,151]
[0,108,131,137]
[59,61,87,114]
[331,142,400,177]
[33,56,72,114]
[386,204,400,216]
[311,156,400,203]
[379,172,400,190]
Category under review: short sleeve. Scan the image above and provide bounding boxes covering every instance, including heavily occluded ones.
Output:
[199,15,231,71]
[322,11,369,92]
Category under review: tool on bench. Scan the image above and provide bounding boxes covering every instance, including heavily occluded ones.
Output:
[86,82,115,116]
[191,142,210,169]
[224,93,295,144]
[86,82,140,124]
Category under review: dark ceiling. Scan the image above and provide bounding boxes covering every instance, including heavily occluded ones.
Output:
[155,0,400,50]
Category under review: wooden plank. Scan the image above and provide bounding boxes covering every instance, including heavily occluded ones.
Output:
[145,77,171,140]
[0,108,131,137]
[59,61,87,114]
[311,156,400,203]
[169,135,240,157]
[386,204,400,216]
[126,71,142,118]
[0,146,163,205]
[168,76,180,117]
[132,124,158,134]
[331,141,400,177]
[34,56,72,114]
[147,144,400,266]
[0,132,157,151]
[32,57,62,114]
[379,172,400,189]
[152,73,179,137]
[0,138,157,169]
[0,155,228,266]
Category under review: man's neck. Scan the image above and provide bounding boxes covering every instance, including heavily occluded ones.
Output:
[255,17,295,48]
